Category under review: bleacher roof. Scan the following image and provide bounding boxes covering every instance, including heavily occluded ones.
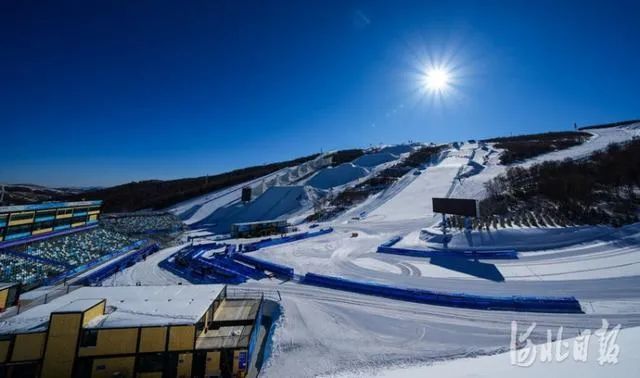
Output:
[0,285,225,334]
[0,200,103,214]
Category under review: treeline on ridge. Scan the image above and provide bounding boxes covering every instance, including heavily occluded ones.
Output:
[63,154,320,213]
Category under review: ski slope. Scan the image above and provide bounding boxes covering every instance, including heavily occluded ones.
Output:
[169,154,331,225]
[105,125,640,377]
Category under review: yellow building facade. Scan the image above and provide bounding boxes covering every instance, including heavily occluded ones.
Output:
[0,285,262,378]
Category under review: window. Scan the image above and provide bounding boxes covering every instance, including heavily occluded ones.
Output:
[137,353,165,372]
[6,224,32,236]
[80,329,98,347]
[9,212,34,221]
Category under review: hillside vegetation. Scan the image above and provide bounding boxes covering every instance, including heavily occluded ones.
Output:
[484,131,591,164]
[578,119,640,131]
[480,138,640,227]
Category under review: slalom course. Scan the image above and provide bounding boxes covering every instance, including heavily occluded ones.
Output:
[302,272,582,313]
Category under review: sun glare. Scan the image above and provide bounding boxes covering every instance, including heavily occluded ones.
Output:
[423,67,451,93]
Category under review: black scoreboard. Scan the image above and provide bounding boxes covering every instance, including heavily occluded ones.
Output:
[432,197,479,217]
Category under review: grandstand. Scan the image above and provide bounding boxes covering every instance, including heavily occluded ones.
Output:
[100,212,184,235]
[0,201,102,243]
[0,227,138,287]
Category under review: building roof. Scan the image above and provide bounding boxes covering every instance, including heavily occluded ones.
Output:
[196,324,253,350]
[0,285,225,334]
[214,299,260,323]
[0,200,102,214]
[0,283,18,291]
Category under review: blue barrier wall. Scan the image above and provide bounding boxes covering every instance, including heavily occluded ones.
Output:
[379,236,402,248]
[377,246,518,260]
[302,272,582,313]
[233,254,294,279]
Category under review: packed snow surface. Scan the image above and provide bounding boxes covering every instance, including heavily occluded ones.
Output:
[306,163,369,189]
[353,152,398,167]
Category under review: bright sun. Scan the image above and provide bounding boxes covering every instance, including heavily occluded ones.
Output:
[423,67,451,92]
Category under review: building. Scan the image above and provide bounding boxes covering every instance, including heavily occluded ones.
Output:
[230,220,288,239]
[0,201,103,244]
[0,283,19,312]
[0,285,263,378]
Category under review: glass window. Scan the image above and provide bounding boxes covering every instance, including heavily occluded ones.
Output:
[80,330,98,347]
[10,212,34,221]
[137,353,165,372]
[6,224,32,235]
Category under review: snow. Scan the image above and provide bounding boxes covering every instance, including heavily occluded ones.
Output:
[169,153,332,225]
[379,144,414,155]
[190,185,318,233]
[306,163,370,189]
[353,152,399,167]
[24,125,640,377]
[336,325,640,378]
[0,285,224,333]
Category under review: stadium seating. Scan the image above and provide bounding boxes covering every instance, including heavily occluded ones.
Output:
[0,228,139,285]
[101,213,184,234]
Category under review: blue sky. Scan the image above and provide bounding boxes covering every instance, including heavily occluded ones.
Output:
[1,0,639,187]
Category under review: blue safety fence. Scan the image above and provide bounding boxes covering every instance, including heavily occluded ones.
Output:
[76,243,160,285]
[302,272,582,313]
[377,245,518,260]
[195,258,246,284]
[0,249,71,269]
[241,228,334,252]
[233,253,295,280]
[379,236,402,248]
[159,242,264,284]
[205,257,266,280]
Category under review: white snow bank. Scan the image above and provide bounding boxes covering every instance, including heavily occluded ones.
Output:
[307,163,370,189]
